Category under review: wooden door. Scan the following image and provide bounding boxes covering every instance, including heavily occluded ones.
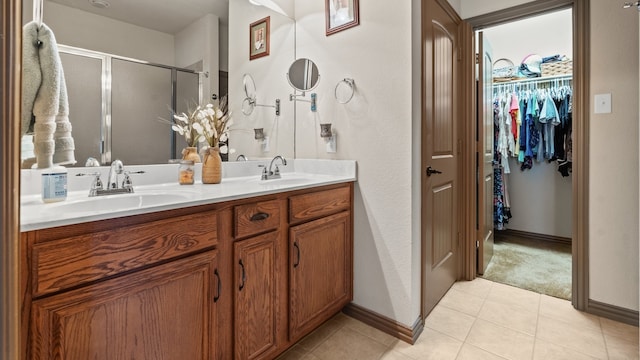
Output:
[289,211,352,342]
[234,232,280,360]
[422,0,461,316]
[30,251,219,360]
[477,31,494,274]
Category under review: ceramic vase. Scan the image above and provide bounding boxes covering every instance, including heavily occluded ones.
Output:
[182,147,201,163]
[202,147,222,184]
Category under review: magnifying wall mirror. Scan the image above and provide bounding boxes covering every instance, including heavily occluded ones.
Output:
[287,58,320,91]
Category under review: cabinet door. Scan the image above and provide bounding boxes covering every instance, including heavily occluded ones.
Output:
[234,231,281,360]
[289,211,352,342]
[31,251,220,360]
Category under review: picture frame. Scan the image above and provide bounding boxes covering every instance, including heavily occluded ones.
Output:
[325,0,360,36]
[249,16,270,60]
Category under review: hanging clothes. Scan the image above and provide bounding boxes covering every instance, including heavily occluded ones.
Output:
[491,76,572,227]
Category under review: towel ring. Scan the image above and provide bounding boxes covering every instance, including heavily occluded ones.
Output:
[334,78,355,104]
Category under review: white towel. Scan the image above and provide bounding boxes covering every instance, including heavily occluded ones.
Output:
[22,21,76,168]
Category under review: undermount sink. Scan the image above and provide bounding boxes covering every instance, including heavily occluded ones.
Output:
[44,191,197,214]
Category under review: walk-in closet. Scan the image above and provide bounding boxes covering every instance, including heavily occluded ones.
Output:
[477,8,574,300]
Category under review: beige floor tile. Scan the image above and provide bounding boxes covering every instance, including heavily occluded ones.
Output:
[452,278,494,299]
[379,348,417,360]
[536,315,608,359]
[301,354,321,360]
[477,298,538,335]
[532,339,602,360]
[466,318,535,360]
[604,332,640,360]
[600,317,639,344]
[295,317,346,352]
[342,316,398,346]
[391,328,462,360]
[331,311,352,325]
[424,304,476,341]
[311,327,389,360]
[439,287,486,316]
[276,345,309,360]
[539,295,601,331]
[455,343,508,360]
[486,282,541,313]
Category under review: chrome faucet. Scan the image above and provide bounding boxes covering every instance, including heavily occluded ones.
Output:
[107,159,124,189]
[77,159,145,197]
[260,155,287,180]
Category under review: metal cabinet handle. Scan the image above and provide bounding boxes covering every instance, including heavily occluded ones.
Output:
[238,259,246,291]
[293,242,300,268]
[426,166,443,177]
[214,269,221,302]
[250,212,270,221]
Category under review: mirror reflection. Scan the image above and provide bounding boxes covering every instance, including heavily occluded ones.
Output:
[228,0,295,160]
[21,0,296,167]
[287,58,320,92]
[242,74,257,115]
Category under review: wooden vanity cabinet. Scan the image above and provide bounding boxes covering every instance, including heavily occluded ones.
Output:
[232,199,287,360]
[30,251,219,360]
[288,186,353,343]
[23,207,225,360]
[22,183,354,360]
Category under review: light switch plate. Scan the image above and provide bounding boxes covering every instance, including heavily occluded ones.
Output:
[594,93,612,114]
[261,136,270,153]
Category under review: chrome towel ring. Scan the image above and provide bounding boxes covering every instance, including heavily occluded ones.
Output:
[334,78,355,104]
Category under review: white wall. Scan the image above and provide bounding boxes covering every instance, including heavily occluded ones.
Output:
[175,14,220,104]
[588,0,639,311]
[482,9,572,66]
[483,9,573,238]
[461,0,538,19]
[41,2,175,65]
[228,1,296,160]
[38,1,221,101]
[295,0,418,326]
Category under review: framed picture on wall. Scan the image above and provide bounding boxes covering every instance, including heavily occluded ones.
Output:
[325,0,359,36]
[250,16,270,60]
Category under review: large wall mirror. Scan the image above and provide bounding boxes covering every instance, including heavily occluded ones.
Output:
[21,0,295,167]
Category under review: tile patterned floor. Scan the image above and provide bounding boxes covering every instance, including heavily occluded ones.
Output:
[278,278,639,360]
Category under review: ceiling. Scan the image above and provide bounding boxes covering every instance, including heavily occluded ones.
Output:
[48,0,229,34]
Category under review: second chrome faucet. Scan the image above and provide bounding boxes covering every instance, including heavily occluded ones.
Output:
[260,155,287,180]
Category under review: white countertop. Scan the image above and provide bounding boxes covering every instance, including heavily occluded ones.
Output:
[21,159,357,232]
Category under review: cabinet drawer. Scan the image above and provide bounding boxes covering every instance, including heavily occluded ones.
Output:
[289,186,351,224]
[234,199,281,239]
[32,211,218,298]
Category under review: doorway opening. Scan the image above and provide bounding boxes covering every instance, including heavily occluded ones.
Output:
[475,8,574,301]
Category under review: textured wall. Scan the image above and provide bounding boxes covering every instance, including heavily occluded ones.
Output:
[588,0,639,311]
[228,1,296,160]
[294,0,418,326]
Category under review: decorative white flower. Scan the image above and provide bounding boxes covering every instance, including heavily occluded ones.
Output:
[160,96,230,149]
[196,95,231,149]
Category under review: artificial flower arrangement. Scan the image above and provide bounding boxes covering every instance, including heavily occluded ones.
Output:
[195,95,232,153]
[169,95,232,156]
[171,107,202,148]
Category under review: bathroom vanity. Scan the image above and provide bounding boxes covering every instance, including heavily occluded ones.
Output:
[20,159,355,360]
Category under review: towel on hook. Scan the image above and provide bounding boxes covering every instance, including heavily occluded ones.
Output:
[22,21,76,168]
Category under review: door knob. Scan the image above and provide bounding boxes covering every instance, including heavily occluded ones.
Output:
[426,166,442,177]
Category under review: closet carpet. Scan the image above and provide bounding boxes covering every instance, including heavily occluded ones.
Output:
[482,233,572,300]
